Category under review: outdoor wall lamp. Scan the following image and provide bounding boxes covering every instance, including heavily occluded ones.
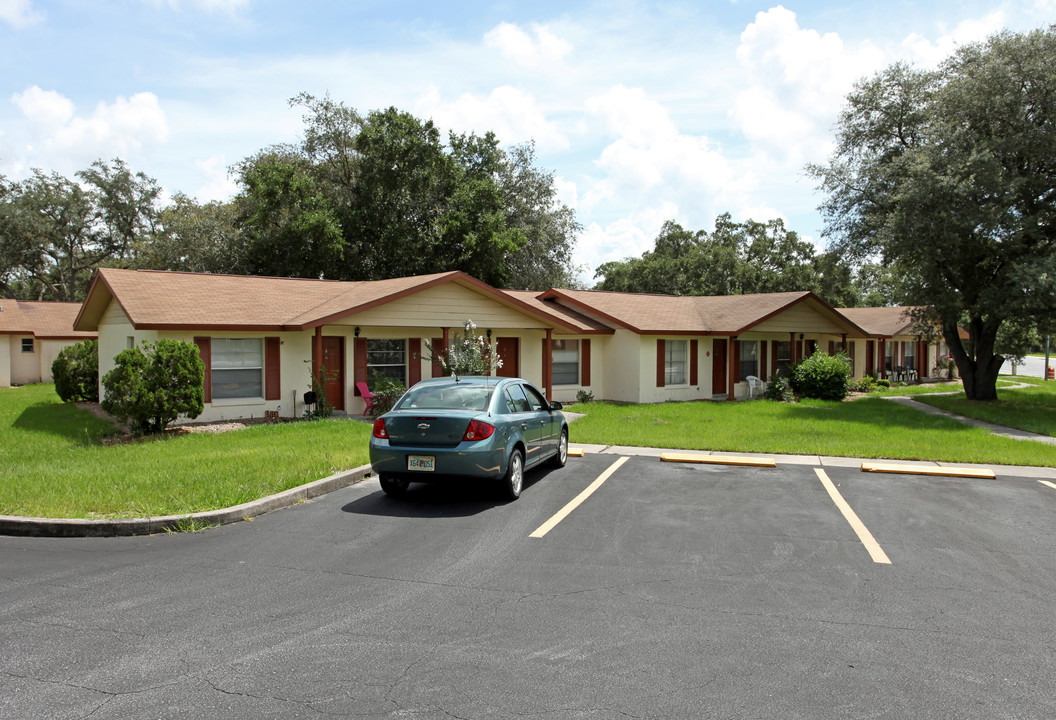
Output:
[486,329,492,339]
[799,333,804,340]
[354,327,360,337]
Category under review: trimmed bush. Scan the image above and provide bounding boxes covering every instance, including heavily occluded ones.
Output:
[52,339,99,402]
[762,375,795,402]
[790,352,852,401]
[102,339,205,434]
[366,372,406,419]
[848,374,877,393]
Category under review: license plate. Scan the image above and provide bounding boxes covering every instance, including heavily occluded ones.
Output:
[407,455,435,472]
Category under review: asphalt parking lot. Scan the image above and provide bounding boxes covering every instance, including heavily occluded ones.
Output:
[3,453,1055,719]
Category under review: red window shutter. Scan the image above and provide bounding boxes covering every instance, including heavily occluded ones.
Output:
[656,339,665,387]
[759,341,768,380]
[194,337,211,403]
[264,337,280,400]
[828,340,835,355]
[689,339,698,386]
[408,338,421,387]
[581,339,591,387]
[431,338,447,378]
[353,337,367,395]
[732,341,741,383]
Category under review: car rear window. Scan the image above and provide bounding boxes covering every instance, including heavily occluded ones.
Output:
[395,384,495,411]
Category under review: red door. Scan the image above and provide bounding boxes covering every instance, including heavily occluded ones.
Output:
[497,337,519,378]
[712,339,727,395]
[321,336,345,411]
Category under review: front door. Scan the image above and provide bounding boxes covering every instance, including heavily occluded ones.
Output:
[321,336,345,411]
[497,337,519,378]
[712,339,727,395]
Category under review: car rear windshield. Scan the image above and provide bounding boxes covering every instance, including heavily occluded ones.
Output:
[395,384,495,411]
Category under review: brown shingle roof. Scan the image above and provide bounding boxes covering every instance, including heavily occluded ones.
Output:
[541,288,865,335]
[501,290,614,334]
[0,299,95,339]
[75,269,580,332]
[836,306,920,337]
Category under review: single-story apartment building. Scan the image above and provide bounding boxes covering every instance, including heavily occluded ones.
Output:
[73,268,941,422]
[0,299,96,387]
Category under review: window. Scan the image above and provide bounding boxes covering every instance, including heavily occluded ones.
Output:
[774,341,792,376]
[665,340,688,385]
[21,338,34,353]
[739,340,758,380]
[904,342,915,370]
[503,384,531,413]
[212,338,263,399]
[367,339,406,384]
[885,343,894,372]
[523,383,548,411]
[551,339,579,385]
[127,336,135,350]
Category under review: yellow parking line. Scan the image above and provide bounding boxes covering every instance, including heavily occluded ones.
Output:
[1039,480,1056,491]
[530,456,629,539]
[815,468,891,565]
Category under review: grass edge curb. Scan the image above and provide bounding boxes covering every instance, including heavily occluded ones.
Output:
[0,464,373,538]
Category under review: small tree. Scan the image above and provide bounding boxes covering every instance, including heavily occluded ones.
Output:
[422,319,502,376]
[790,352,853,402]
[52,339,99,402]
[102,339,204,434]
[366,371,406,419]
[303,362,335,420]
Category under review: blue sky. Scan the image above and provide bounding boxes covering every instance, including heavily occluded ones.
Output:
[2,0,1054,283]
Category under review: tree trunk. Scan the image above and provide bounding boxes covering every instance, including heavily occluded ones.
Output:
[943,318,1004,401]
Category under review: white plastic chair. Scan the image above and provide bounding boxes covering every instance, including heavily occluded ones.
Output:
[746,375,762,399]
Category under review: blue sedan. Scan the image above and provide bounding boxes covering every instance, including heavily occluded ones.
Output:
[369,376,569,500]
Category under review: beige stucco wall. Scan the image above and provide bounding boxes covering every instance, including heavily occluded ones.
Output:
[332,284,552,330]
[0,337,11,387]
[10,335,39,385]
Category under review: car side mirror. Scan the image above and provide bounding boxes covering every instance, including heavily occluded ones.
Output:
[549,400,563,411]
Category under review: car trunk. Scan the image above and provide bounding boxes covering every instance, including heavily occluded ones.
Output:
[384,412,474,448]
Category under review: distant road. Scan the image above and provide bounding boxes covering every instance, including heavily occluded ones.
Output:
[1007,354,1052,378]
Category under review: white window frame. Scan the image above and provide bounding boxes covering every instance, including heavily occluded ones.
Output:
[212,338,264,400]
[21,338,34,353]
[551,339,580,386]
[739,340,759,380]
[367,338,407,385]
[665,340,688,386]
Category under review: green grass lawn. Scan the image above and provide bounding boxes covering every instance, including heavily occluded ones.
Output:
[566,395,1056,467]
[0,384,372,519]
[916,375,1056,438]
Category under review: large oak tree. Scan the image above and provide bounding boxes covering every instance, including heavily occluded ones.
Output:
[811,28,1056,400]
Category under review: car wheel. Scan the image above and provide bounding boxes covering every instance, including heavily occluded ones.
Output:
[379,474,409,497]
[550,429,568,468]
[503,449,524,500]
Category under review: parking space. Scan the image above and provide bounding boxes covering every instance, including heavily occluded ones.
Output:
[4,453,1056,719]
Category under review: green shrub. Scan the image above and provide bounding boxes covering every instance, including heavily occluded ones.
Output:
[366,372,406,419]
[102,339,205,434]
[762,375,795,402]
[575,389,595,404]
[304,364,335,420]
[790,352,852,401]
[52,339,99,402]
[876,378,891,388]
[848,374,877,393]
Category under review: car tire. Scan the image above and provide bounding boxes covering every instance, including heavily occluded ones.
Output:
[503,449,524,501]
[550,429,568,468]
[379,474,409,497]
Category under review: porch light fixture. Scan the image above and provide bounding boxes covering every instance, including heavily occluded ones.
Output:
[354,327,360,337]
[486,329,492,339]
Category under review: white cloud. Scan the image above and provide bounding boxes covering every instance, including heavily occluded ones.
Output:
[583,85,742,207]
[144,0,249,14]
[194,154,238,202]
[415,85,568,151]
[12,86,74,136]
[900,11,1006,66]
[484,22,572,69]
[732,6,886,165]
[0,0,43,28]
[7,88,169,174]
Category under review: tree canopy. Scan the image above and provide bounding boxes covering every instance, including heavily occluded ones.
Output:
[594,214,859,307]
[811,27,1056,400]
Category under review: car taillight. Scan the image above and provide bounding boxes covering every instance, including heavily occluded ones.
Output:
[462,419,495,441]
[372,418,388,439]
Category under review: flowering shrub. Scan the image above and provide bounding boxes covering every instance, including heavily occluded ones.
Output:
[423,320,503,377]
